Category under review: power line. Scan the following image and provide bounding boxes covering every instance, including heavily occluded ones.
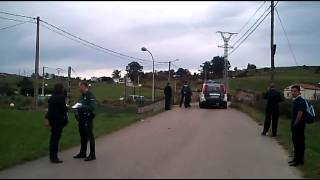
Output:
[275,7,299,66]
[231,5,271,48]
[0,19,34,31]
[40,23,135,63]
[0,16,28,23]
[40,19,153,63]
[230,1,279,56]
[231,1,266,41]
[229,9,271,56]
[0,10,36,19]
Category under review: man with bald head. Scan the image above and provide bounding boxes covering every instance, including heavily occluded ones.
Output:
[261,83,284,137]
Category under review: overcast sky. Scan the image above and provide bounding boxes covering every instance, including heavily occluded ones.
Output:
[0,1,319,78]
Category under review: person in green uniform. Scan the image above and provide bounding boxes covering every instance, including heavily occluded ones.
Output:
[73,81,97,161]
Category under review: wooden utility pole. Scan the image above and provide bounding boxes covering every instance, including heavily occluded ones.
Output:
[67,66,71,106]
[34,16,40,110]
[271,0,275,82]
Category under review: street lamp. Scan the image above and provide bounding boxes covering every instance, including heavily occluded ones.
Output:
[141,46,155,102]
[168,59,179,82]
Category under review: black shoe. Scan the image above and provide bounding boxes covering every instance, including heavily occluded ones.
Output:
[73,154,86,159]
[288,160,295,164]
[289,161,304,166]
[84,156,96,161]
[261,132,267,136]
[50,158,63,163]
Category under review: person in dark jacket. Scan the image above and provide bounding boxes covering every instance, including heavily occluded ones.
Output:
[180,81,192,108]
[45,83,68,163]
[288,85,306,166]
[261,83,284,137]
[164,82,172,110]
[73,81,97,161]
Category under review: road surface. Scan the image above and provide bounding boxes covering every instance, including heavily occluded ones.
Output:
[0,105,302,179]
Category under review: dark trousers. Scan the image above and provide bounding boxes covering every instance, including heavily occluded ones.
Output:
[78,118,95,157]
[263,108,279,136]
[185,96,191,108]
[180,95,185,107]
[165,96,172,110]
[292,124,305,163]
[50,125,63,160]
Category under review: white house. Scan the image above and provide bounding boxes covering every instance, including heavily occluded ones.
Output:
[284,83,320,100]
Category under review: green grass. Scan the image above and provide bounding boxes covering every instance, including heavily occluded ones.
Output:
[230,102,320,179]
[229,68,320,94]
[0,108,146,171]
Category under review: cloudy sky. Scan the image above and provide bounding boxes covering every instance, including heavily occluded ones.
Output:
[0,1,319,78]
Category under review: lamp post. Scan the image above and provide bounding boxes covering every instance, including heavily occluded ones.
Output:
[141,47,155,102]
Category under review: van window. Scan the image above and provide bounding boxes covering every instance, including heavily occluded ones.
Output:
[205,85,221,93]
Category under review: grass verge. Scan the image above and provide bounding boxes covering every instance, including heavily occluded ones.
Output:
[0,107,163,171]
[230,102,320,178]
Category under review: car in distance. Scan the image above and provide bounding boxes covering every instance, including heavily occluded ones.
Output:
[198,80,228,109]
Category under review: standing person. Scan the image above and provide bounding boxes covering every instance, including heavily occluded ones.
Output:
[164,82,172,110]
[184,82,193,108]
[73,81,97,161]
[45,83,68,163]
[179,81,188,108]
[288,85,306,166]
[261,83,284,137]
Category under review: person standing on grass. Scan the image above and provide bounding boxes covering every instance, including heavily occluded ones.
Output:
[73,81,97,161]
[164,82,172,110]
[261,83,284,137]
[288,85,306,166]
[45,83,69,163]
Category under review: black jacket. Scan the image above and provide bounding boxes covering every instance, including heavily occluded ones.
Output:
[46,94,68,127]
[164,85,172,97]
[263,88,284,110]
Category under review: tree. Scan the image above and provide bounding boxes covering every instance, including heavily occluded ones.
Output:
[100,76,114,83]
[17,77,34,96]
[112,69,121,79]
[247,63,257,71]
[234,67,238,72]
[126,61,143,84]
[176,68,191,78]
[200,61,212,79]
[0,83,15,96]
[211,56,230,78]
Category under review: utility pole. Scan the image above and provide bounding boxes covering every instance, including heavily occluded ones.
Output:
[67,66,71,106]
[271,0,276,83]
[168,61,171,82]
[41,66,48,96]
[217,31,237,93]
[34,16,40,110]
[124,75,127,104]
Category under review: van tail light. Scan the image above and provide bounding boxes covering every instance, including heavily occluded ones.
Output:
[221,84,226,94]
[203,84,208,92]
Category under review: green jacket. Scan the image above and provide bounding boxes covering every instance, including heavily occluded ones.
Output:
[79,90,96,112]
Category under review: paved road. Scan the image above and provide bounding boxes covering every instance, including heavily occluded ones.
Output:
[0,105,302,179]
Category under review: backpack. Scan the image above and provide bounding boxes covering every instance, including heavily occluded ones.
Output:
[304,99,316,124]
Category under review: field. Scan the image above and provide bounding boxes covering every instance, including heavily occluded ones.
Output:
[0,105,152,170]
[230,103,320,179]
[228,67,320,178]
[229,67,320,94]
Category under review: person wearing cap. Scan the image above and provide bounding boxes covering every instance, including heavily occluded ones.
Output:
[73,81,97,161]
[261,83,284,137]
